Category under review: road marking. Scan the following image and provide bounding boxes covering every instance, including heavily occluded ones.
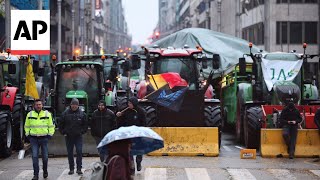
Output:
[310,170,320,177]
[235,146,245,150]
[227,169,256,180]
[223,146,232,152]
[13,170,42,180]
[185,168,210,180]
[144,168,167,180]
[0,171,3,175]
[268,169,296,180]
[57,169,82,180]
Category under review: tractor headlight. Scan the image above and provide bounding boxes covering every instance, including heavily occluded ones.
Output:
[86,65,90,69]
[91,65,95,69]
[154,54,160,58]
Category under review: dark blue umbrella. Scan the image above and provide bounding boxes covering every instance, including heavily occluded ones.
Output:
[97,126,164,155]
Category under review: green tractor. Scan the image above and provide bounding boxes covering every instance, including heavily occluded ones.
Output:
[49,60,106,121]
[46,59,108,156]
[220,43,320,148]
[78,54,142,111]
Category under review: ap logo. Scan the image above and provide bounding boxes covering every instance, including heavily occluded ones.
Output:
[11,10,50,55]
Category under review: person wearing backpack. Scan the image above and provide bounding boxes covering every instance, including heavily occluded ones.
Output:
[58,98,88,175]
[91,100,116,162]
[104,140,133,180]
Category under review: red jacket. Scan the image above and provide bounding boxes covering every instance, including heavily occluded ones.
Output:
[105,155,132,180]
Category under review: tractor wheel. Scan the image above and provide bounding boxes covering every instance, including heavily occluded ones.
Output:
[144,106,157,127]
[12,95,25,150]
[244,106,262,149]
[116,96,128,112]
[0,111,13,157]
[204,106,222,148]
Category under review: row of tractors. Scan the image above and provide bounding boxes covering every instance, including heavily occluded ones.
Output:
[1,41,318,157]
[45,42,319,155]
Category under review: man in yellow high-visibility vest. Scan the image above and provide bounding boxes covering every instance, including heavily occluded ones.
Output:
[25,99,55,180]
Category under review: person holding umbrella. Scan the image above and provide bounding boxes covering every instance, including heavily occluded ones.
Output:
[97,126,164,179]
[116,97,146,173]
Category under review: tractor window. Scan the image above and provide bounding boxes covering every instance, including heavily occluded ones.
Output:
[152,57,195,83]
[2,61,20,87]
[56,66,99,114]
[103,58,114,77]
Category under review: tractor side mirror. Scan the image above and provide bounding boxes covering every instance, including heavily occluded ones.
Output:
[239,57,246,76]
[121,60,131,72]
[212,54,220,69]
[202,59,208,69]
[8,64,16,74]
[38,68,44,76]
[131,55,141,70]
[33,60,39,74]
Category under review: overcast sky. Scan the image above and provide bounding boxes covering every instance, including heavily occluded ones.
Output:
[122,0,158,45]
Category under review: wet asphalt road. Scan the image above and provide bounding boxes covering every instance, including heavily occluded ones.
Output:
[0,132,319,180]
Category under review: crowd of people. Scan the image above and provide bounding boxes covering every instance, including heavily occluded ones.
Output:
[25,96,145,180]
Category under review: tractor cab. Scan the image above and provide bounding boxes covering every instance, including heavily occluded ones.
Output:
[52,61,104,119]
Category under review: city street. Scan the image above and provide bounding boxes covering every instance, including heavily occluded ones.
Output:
[0,132,319,180]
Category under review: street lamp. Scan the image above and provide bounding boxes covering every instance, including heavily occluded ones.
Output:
[72,1,75,56]
[57,0,62,62]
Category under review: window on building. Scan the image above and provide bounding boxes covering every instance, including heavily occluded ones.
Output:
[305,22,317,44]
[277,0,316,3]
[243,0,264,11]
[276,21,317,44]
[290,0,303,3]
[290,22,302,44]
[242,22,264,45]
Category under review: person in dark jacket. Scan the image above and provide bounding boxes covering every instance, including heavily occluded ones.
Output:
[58,98,88,175]
[91,100,116,162]
[279,102,302,159]
[104,139,133,180]
[314,108,320,131]
[116,97,146,174]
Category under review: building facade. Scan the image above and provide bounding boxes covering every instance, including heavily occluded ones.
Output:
[158,0,319,55]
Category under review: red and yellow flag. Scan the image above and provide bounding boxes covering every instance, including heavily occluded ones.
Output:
[148,72,188,90]
[25,56,39,99]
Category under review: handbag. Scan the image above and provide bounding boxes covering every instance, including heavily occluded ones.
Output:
[82,155,120,180]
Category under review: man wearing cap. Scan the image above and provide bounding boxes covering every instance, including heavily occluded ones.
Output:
[116,97,146,174]
[279,102,302,159]
[58,98,88,175]
[91,100,116,162]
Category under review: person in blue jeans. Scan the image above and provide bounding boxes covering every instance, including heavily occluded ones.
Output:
[58,98,88,175]
[25,99,55,180]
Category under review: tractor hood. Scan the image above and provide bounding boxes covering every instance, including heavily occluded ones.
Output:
[273,81,301,104]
